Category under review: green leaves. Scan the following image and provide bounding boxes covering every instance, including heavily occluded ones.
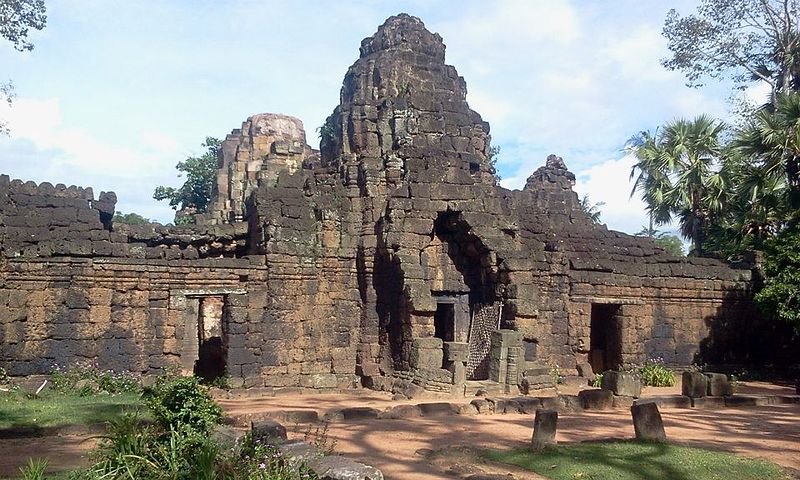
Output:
[153,137,221,221]
[756,223,800,331]
[0,0,47,52]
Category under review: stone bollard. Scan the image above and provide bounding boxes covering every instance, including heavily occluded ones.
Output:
[681,371,708,398]
[631,401,666,441]
[705,373,732,396]
[530,409,558,451]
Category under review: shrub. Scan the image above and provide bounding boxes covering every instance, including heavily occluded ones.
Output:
[640,358,676,387]
[144,374,221,435]
[589,373,604,388]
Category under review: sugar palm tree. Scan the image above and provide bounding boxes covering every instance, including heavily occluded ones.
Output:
[629,115,726,256]
[734,92,800,211]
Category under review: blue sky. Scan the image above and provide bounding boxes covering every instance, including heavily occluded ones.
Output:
[0,0,745,234]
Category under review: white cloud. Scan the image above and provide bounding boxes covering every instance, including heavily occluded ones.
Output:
[601,26,672,82]
[0,96,183,223]
[573,153,650,234]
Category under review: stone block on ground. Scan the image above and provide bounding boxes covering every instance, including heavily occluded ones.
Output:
[211,425,247,451]
[602,371,642,398]
[470,398,493,414]
[337,407,381,421]
[309,455,384,480]
[578,389,613,410]
[251,419,287,445]
[681,371,708,398]
[379,404,422,419]
[278,441,323,468]
[631,401,666,441]
[705,373,732,396]
[392,380,425,399]
[613,395,635,409]
[418,402,459,416]
[530,409,558,451]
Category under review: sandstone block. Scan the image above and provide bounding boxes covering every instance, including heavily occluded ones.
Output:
[309,455,384,480]
[251,419,287,445]
[578,389,613,410]
[705,373,732,396]
[682,371,708,398]
[530,409,558,451]
[631,401,666,441]
[602,371,642,398]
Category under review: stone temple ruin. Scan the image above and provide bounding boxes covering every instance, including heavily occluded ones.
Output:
[0,15,757,395]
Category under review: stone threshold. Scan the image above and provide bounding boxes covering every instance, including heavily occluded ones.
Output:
[224,393,800,426]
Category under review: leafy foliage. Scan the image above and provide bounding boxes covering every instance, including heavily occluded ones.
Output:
[143,374,221,435]
[662,0,800,99]
[68,370,318,480]
[755,222,800,332]
[1,0,47,135]
[18,457,48,480]
[0,0,46,51]
[579,194,605,224]
[734,92,800,208]
[628,115,726,255]
[639,358,677,387]
[112,211,152,225]
[153,137,221,216]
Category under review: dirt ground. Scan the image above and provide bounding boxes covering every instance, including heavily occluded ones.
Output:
[0,381,797,479]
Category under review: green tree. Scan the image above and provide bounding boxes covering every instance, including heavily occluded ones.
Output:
[663,0,800,100]
[734,92,800,207]
[635,227,685,256]
[755,222,800,332]
[578,194,605,224]
[113,211,151,225]
[1,0,47,135]
[153,137,220,218]
[628,116,727,256]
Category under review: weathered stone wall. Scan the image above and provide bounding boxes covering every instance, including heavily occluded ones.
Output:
[0,14,765,391]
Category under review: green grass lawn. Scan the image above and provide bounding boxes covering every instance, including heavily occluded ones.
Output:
[483,441,789,480]
[0,391,144,432]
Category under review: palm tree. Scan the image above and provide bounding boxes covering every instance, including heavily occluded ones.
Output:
[734,92,800,211]
[579,194,605,224]
[628,116,726,256]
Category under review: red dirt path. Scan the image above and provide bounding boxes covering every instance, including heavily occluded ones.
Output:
[0,382,797,479]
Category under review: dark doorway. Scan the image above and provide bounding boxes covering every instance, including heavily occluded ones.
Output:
[434,303,455,342]
[589,304,623,373]
[194,296,228,381]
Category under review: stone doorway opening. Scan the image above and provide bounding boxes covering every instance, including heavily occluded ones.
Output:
[193,295,228,381]
[434,303,455,342]
[589,303,622,373]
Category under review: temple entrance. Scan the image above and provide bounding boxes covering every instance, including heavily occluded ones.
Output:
[589,303,623,373]
[434,303,455,342]
[193,296,228,381]
[433,294,469,343]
